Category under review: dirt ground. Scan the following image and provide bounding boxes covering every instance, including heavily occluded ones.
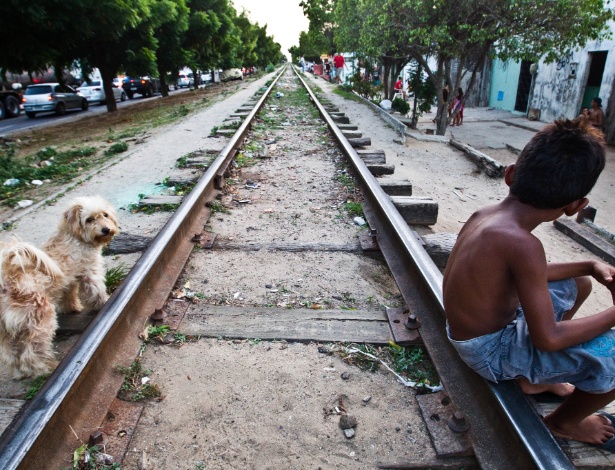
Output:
[0,67,614,469]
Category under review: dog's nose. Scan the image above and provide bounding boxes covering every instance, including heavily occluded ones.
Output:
[102,227,110,235]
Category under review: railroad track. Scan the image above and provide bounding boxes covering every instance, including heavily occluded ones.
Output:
[0,65,599,469]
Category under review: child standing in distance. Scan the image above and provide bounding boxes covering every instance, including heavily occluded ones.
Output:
[443,119,615,450]
[452,87,464,126]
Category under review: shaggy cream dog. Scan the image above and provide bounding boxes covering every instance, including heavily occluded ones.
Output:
[43,196,119,314]
[0,240,64,378]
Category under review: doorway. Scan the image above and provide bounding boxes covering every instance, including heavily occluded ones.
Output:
[581,51,608,111]
[514,60,532,112]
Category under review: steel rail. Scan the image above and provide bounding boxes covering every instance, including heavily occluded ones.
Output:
[292,66,574,470]
[0,65,288,470]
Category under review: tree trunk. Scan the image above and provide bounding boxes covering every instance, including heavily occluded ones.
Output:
[100,66,118,112]
[431,62,449,136]
[157,64,169,97]
[383,61,391,98]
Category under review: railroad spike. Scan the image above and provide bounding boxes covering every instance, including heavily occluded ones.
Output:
[448,412,470,433]
[404,313,421,330]
[150,308,167,321]
[88,430,107,447]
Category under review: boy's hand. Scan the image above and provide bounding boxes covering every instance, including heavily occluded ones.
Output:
[592,261,615,302]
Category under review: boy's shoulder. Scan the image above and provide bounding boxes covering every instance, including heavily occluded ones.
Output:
[460,205,542,254]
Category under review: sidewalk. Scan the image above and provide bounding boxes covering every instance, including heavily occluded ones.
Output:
[415,107,544,155]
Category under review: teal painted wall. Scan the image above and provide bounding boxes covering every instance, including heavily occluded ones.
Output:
[489,60,521,110]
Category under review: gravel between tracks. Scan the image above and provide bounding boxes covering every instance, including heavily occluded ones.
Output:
[121,69,436,469]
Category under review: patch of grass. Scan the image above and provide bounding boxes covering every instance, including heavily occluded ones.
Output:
[340,343,380,372]
[103,141,128,157]
[387,344,439,387]
[234,152,254,168]
[333,87,362,102]
[24,374,50,400]
[0,145,97,206]
[208,200,230,214]
[336,171,355,192]
[210,126,219,136]
[72,443,121,470]
[147,324,170,342]
[105,264,128,294]
[176,154,189,168]
[116,359,161,402]
[174,104,190,117]
[345,201,363,217]
[128,202,179,214]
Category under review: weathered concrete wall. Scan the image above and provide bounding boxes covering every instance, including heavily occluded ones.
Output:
[529,21,615,122]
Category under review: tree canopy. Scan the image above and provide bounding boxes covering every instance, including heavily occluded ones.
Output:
[298,0,614,134]
[0,0,283,111]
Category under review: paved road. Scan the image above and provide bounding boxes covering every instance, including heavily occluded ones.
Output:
[0,88,190,137]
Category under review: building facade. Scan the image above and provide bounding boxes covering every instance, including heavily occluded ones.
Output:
[488,20,614,127]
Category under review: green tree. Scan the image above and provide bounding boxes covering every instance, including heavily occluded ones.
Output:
[234,10,260,68]
[334,0,407,99]
[0,1,78,80]
[184,0,240,82]
[299,0,336,58]
[254,24,283,68]
[333,0,613,135]
[154,0,190,97]
[76,0,170,112]
[385,0,614,134]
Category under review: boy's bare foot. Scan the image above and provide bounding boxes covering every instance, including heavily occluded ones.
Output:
[516,378,574,397]
[545,413,614,445]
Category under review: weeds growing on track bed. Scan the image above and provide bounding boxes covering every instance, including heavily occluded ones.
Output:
[0,78,260,210]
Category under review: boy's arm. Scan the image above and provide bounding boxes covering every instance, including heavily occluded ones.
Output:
[512,240,615,351]
[548,261,615,302]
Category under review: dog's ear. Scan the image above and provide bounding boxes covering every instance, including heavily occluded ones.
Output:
[63,204,83,237]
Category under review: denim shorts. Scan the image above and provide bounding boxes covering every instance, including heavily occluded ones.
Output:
[448,279,615,393]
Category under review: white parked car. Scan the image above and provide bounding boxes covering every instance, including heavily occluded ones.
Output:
[220,69,243,81]
[78,80,127,104]
[177,74,191,88]
[22,83,88,118]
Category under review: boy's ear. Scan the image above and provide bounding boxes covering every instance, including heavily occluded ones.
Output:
[504,164,515,186]
[563,198,589,216]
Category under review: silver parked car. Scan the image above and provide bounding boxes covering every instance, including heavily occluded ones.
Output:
[78,80,127,104]
[22,83,88,118]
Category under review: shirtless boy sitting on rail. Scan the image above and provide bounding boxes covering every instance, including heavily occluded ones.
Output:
[443,119,615,449]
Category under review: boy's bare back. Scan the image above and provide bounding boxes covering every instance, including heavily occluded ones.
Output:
[443,200,546,341]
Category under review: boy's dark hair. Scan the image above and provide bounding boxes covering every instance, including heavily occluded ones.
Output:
[510,119,605,209]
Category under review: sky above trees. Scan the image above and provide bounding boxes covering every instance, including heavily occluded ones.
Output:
[232,0,308,57]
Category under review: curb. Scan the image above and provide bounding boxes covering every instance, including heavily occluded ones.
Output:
[406,131,450,143]
[497,118,543,133]
[350,92,407,144]
[449,140,506,178]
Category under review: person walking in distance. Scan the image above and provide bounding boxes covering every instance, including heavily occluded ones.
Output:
[333,53,345,84]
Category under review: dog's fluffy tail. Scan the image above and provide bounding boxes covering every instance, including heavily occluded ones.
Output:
[0,241,64,289]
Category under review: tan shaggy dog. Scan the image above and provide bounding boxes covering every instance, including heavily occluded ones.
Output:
[0,240,64,379]
[42,196,119,314]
